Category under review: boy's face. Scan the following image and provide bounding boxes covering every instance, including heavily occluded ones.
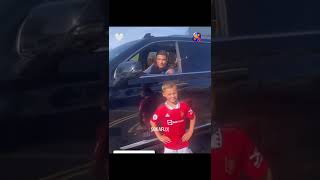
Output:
[156,55,168,69]
[162,86,178,104]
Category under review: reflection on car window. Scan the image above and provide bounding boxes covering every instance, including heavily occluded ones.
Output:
[179,42,211,73]
[130,53,140,62]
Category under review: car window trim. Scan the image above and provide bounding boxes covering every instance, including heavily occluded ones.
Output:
[124,40,210,63]
[113,40,210,79]
[214,30,320,42]
[175,41,182,73]
[128,71,211,85]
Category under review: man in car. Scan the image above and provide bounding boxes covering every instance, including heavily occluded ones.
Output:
[144,50,175,75]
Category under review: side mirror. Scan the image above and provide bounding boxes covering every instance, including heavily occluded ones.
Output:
[114,61,143,81]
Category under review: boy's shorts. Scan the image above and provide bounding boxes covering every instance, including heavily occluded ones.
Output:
[164,147,193,154]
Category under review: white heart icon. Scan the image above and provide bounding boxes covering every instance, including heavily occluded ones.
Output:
[115,33,124,41]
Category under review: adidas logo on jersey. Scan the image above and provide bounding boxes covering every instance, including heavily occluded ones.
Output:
[165,113,170,118]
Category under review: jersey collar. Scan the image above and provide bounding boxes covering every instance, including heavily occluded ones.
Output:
[165,101,180,110]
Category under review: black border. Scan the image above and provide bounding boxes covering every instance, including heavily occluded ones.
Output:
[110,154,211,179]
[109,0,211,26]
[107,1,211,179]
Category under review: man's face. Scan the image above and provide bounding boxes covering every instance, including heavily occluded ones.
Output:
[156,54,168,69]
[162,87,178,104]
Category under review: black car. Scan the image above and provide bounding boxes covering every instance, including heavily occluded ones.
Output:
[0,1,108,179]
[108,34,212,152]
[1,0,106,143]
[213,0,320,179]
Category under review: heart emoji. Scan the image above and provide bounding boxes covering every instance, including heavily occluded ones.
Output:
[115,33,124,41]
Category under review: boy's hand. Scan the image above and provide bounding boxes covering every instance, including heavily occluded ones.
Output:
[182,131,193,142]
[159,135,171,144]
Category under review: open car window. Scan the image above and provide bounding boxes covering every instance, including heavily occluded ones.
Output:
[142,50,178,75]
[124,41,178,76]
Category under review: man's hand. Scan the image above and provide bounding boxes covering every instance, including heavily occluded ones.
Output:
[166,68,175,75]
[182,131,193,142]
[159,135,172,144]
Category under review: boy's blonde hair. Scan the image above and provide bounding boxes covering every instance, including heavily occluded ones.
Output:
[162,81,177,92]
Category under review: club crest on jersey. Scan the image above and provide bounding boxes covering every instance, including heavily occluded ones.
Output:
[153,114,158,120]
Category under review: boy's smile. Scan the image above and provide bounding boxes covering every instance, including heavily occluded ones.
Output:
[163,87,178,107]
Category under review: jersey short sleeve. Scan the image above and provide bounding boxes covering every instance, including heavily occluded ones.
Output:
[184,103,195,120]
[150,106,162,123]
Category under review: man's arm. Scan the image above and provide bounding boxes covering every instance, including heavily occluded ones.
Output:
[182,115,196,142]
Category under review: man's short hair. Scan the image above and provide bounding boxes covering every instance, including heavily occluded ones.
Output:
[156,50,168,59]
[162,81,177,92]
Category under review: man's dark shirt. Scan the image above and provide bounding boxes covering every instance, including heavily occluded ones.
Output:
[148,64,168,74]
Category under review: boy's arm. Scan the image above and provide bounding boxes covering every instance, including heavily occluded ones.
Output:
[189,115,196,134]
[150,121,171,144]
[182,115,196,142]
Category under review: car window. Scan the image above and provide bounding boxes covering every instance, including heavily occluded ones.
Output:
[127,41,178,75]
[147,52,157,67]
[130,53,140,62]
[178,41,211,73]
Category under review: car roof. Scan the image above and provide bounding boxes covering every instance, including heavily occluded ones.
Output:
[137,35,211,44]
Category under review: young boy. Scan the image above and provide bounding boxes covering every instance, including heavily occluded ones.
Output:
[150,81,196,153]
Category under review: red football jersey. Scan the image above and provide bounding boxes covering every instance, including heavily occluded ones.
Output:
[211,127,269,180]
[150,101,195,150]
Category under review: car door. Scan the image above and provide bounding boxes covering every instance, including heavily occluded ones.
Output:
[20,47,105,117]
[176,40,212,126]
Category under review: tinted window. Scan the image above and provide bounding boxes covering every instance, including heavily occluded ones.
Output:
[225,0,320,36]
[179,42,211,72]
